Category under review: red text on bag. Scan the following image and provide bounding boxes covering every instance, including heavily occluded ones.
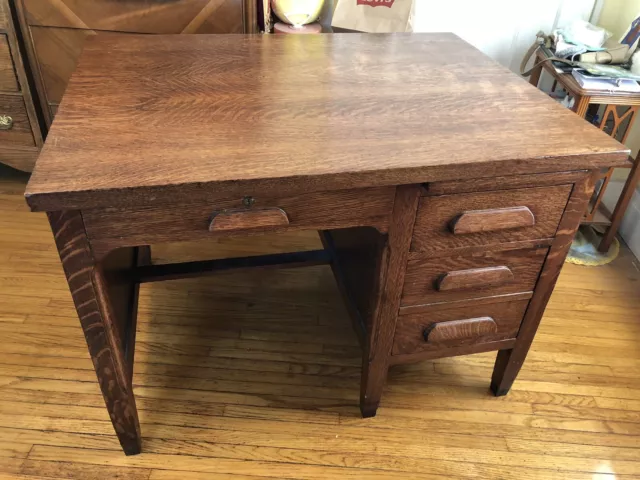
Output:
[357,0,395,7]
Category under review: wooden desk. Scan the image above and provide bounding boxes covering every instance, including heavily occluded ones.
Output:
[25,33,629,455]
[529,49,640,252]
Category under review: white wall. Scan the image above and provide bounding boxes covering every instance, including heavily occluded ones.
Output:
[596,0,640,258]
[413,0,596,73]
[598,0,640,38]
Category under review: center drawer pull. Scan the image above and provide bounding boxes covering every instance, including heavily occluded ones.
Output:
[423,317,498,343]
[436,266,514,292]
[450,206,535,235]
[209,207,290,231]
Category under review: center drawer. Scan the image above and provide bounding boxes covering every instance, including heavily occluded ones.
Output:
[83,186,395,249]
[411,184,572,254]
[401,246,548,306]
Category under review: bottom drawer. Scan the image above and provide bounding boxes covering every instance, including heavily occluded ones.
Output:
[392,298,529,356]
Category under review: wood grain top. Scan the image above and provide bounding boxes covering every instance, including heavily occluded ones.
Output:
[26,33,629,211]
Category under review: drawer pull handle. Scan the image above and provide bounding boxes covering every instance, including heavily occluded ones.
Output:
[0,115,13,130]
[423,317,498,343]
[436,266,514,291]
[209,207,289,231]
[450,206,535,235]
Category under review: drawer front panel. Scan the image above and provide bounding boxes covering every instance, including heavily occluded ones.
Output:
[0,94,35,147]
[83,187,396,248]
[24,0,245,34]
[393,299,529,356]
[0,35,18,92]
[411,185,572,254]
[401,247,548,306]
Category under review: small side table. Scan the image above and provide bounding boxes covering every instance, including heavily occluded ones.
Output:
[529,50,640,252]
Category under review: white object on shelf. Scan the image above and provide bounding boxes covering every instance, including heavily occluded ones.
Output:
[571,69,640,93]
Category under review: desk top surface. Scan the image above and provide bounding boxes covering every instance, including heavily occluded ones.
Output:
[26,33,628,211]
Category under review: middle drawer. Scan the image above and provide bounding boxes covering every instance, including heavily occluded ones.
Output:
[401,246,548,307]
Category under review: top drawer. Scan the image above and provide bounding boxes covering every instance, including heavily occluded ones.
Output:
[23,0,246,34]
[411,185,572,254]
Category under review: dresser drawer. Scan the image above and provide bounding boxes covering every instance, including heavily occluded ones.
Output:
[0,35,18,92]
[401,247,547,307]
[0,1,8,31]
[393,298,529,356]
[23,0,246,34]
[0,94,35,147]
[83,187,396,250]
[411,185,572,254]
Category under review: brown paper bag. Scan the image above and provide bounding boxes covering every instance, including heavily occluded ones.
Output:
[331,0,413,33]
[332,0,414,33]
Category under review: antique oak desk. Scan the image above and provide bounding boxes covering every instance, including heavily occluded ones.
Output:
[25,34,629,455]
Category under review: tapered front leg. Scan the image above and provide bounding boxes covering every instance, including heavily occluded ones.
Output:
[491,173,596,396]
[48,211,142,455]
[360,354,388,417]
[360,185,421,417]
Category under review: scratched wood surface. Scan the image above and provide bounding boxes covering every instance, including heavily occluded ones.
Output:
[4,166,640,478]
[25,33,629,212]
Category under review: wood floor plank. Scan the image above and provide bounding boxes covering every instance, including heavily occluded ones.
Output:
[1,167,640,479]
[26,443,639,479]
[0,458,25,475]
[28,445,457,480]
[19,460,152,480]
[149,471,287,480]
[0,443,31,459]
[0,427,121,451]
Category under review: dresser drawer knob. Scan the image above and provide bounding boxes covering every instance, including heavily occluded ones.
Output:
[0,115,13,130]
[450,206,535,235]
[423,317,498,343]
[209,207,289,231]
[436,266,514,292]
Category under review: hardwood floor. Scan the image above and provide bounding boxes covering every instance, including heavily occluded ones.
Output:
[1,164,640,479]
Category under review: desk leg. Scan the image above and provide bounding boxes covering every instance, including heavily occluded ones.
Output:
[528,64,542,88]
[48,211,142,455]
[599,153,640,252]
[572,95,590,117]
[360,185,420,417]
[491,173,595,395]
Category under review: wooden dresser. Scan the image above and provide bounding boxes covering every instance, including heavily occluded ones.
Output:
[13,0,258,129]
[0,0,43,172]
[25,34,629,455]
